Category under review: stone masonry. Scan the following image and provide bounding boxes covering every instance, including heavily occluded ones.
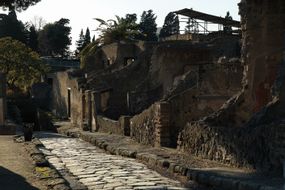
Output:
[37,133,185,190]
[177,0,285,174]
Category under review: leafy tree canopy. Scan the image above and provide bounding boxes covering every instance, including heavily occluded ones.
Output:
[27,25,38,52]
[38,18,71,57]
[95,13,139,45]
[79,41,99,69]
[0,37,49,91]
[138,10,158,41]
[0,0,41,11]
[0,10,27,44]
[159,12,179,38]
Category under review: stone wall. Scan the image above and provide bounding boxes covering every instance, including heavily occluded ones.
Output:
[82,41,150,72]
[130,102,171,147]
[96,116,120,134]
[96,115,131,136]
[0,73,6,126]
[178,121,285,174]
[176,0,285,173]
[130,104,156,146]
[236,0,285,123]
[87,48,153,119]
[150,42,212,95]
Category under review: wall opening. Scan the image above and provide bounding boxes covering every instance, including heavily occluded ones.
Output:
[124,57,136,66]
[47,78,53,86]
[67,88,71,118]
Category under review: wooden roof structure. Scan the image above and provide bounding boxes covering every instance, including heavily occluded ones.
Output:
[175,8,240,28]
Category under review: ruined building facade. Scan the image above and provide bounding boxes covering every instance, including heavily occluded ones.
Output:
[178,0,285,174]
[47,1,285,174]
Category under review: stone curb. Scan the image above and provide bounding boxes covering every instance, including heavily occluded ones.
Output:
[15,136,71,190]
[58,128,282,190]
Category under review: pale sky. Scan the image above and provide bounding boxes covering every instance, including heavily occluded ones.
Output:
[2,0,241,50]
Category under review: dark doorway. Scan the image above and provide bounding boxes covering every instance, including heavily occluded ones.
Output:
[67,88,71,118]
[47,78,53,86]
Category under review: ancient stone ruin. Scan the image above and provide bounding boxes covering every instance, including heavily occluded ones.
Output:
[48,0,285,176]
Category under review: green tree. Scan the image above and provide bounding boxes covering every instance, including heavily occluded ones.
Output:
[28,25,38,52]
[92,35,95,42]
[0,10,27,43]
[159,12,179,38]
[95,14,139,44]
[84,27,91,46]
[0,0,41,11]
[138,10,158,41]
[0,37,48,91]
[75,29,85,56]
[38,18,71,57]
[75,28,92,57]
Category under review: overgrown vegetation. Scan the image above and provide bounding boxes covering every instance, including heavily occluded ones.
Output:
[0,0,41,11]
[0,37,49,92]
[79,42,99,69]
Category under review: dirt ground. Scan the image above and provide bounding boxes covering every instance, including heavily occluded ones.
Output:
[0,135,46,190]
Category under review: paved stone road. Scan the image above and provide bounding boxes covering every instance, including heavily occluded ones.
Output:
[37,133,187,190]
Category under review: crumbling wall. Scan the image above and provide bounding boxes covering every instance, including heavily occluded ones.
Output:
[130,102,171,147]
[82,42,144,72]
[130,104,156,146]
[96,116,120,134]
[150,42,212,95]
[178,0,285,173]
[178,121,285,174]
[86,45,154,119]
[96,115,130,135]
[238,0,285,122]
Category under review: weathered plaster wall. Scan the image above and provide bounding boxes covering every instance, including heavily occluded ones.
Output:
[239,0,285,120]
[51,71,83,126]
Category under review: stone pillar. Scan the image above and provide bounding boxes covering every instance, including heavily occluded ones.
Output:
[91,91,99,132]
[93,91,101,113]
[154,102,171,147]
[0,73,6,126]
[119,116,131,136]
[80,90,86,129]
[85,90,92,131]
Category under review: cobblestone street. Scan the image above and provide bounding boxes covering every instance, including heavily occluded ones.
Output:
[37,133,187,190]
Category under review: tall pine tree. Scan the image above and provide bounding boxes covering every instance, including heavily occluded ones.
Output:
[28,25,38,52]
[138,10,158,41]
[75,29,85,56]
[83,27,91,47]
[75,28,92,57]
[159,12,179,38]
